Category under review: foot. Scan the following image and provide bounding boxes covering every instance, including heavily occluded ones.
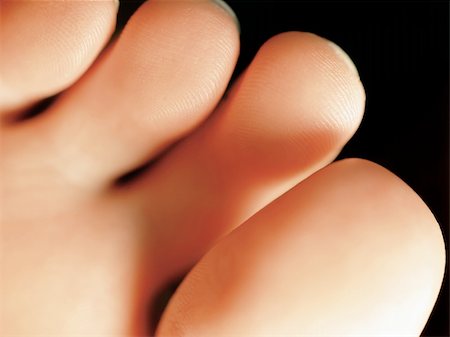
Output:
[1,0,445,335]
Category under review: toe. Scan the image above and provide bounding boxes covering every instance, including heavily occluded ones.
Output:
[0,0,117,114]
[2,0,240,189]
[130,32,365,277]
[157,159,446,336]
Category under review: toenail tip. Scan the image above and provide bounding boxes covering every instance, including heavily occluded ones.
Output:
[212,0,241,34]
[327,40,359,76]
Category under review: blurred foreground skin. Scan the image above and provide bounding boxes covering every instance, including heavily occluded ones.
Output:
[0,0,445,336]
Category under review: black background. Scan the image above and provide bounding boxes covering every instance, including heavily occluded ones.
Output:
[118,1,449,335]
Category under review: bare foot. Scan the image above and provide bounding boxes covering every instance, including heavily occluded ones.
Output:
[1,0,445,336]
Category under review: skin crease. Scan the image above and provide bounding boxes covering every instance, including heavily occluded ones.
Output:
[0,0,445,336]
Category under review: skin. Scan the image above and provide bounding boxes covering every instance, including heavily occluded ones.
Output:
[0,0,445,336]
